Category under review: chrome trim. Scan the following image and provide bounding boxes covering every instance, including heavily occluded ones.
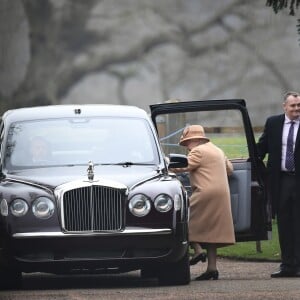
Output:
[13,227,172,238]
[55,178,128,232]
[182,191,188,221]
[55,178,128,193]
[87,160,94,181]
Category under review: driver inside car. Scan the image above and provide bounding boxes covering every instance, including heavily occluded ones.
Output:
[29,136,52,164]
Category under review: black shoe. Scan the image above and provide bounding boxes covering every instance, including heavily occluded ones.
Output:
[189,252,207,265]
[195,270,219,281]
[271,269,295,278]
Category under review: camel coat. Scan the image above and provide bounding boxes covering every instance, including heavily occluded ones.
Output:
[176,141,235,248]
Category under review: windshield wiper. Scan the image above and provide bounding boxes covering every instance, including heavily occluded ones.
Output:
[103,162,154,167]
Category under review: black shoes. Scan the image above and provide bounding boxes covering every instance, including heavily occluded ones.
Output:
[271,269,294,278]
[271,268,296,278]
[195,270,219,281]
[189,252,207,266]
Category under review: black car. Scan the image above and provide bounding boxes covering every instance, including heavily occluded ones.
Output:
[0,104,190,289]
[0,101,271,289]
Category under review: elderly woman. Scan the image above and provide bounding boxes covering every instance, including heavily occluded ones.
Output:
[170,125,235,280]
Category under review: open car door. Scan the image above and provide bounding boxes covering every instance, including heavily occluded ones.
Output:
[150,99,271,242]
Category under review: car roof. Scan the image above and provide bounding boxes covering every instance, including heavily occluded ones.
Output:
[2,104,149,124]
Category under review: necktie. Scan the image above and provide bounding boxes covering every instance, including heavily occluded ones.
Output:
[285,121,295,171]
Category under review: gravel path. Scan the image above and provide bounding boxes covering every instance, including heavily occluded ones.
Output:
[1,258,300,300]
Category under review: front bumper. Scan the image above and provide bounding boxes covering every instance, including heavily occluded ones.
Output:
[13,227,172,238]
[2,224,189,274]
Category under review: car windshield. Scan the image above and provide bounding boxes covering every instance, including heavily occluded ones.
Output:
[4,116,159,170]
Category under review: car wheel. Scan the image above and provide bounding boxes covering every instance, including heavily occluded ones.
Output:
[158,249,190,286]
[0,268,22,290]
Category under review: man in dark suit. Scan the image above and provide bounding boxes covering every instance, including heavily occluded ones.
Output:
[257,91,300,278]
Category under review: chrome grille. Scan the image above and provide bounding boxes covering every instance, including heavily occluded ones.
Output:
[62,185,125,232]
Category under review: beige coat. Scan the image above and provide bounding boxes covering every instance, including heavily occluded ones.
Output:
[175,141,235,247]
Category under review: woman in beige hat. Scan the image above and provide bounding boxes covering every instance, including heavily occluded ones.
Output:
[170,125,235,280]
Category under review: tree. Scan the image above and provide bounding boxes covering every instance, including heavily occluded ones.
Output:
[266,0,300,15]
[14,0,97,108]
[266,0,300,44]
[1,0,298,118]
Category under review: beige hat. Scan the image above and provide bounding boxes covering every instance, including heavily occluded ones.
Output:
[179,125,209,146]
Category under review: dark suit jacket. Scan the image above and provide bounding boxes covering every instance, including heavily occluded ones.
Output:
[256,114,300,216]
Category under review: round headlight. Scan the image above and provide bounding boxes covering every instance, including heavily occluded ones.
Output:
[32,197,54,219]
[129,194,151,217]
[154,194,173,212]
[10,199,29,217]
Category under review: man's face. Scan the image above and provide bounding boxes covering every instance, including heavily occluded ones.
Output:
[283,95,300,120]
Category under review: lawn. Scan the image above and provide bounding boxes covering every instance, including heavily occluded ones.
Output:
[217,220,280,261]
[189,220,280,261]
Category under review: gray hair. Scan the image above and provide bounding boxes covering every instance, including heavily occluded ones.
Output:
[283,91,300,102]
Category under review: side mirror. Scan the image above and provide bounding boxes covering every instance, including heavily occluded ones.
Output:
[168,153,188,168]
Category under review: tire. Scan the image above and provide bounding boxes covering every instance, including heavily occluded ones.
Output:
[0,268,22,290]
[158,250,191,286]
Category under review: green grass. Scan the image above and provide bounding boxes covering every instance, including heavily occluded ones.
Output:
[189,220,280,261]
[217,220,280,261]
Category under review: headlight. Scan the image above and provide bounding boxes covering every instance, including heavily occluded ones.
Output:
[174,194,181,211]
[0,199,8,216]
[154,194,173,212]
[10,199,29,217]
[129,194,151,217]
[32,197,54,219]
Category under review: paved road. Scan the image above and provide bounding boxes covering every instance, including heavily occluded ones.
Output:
[1,259,300,299]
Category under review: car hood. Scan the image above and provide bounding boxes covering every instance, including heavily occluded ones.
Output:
[5,165,163,190]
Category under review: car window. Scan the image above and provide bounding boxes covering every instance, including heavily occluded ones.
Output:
[156,109,250,159]
[4,117,159,169]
